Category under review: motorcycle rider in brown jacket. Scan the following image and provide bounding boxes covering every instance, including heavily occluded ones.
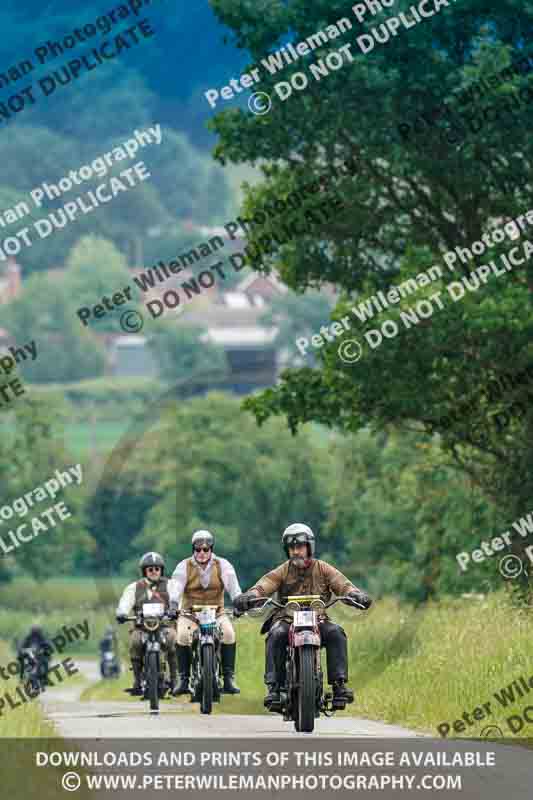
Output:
[233,524,372,708]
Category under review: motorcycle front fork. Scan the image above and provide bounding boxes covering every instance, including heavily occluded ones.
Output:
[281,647,323,721]
[191,641,222,701]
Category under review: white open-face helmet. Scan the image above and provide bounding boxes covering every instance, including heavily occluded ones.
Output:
[191,530,214,553]
[282,523,315,557]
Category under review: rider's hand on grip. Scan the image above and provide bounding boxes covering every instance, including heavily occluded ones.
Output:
[346,591,372,609]
[233,593,255,613]
[116,614,128,624]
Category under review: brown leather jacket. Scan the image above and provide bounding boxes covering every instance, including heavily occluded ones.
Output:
[249,559,359,624]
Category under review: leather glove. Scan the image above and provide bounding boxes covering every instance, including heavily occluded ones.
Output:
[233,593,255,613]
[167,602,179,620]
[346,591,372,609]
[116,614,128,624]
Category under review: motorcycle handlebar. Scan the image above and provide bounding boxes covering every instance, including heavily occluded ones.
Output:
[247,596,367,612]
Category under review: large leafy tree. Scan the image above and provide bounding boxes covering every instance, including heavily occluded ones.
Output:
[209,0,533,526]
[133,393,334,586]
[2,272,106,382]
[0,396,93,579]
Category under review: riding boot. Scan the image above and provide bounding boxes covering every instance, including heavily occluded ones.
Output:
[175,645,191,695]
[264,683,281,707]
[166,644,178,694]
[131,659,143,696]
[332,679,354,705]
[221,643,240,694]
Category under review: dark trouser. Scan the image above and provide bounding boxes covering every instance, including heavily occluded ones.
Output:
[129,626,178,679]
[265,619,348,686]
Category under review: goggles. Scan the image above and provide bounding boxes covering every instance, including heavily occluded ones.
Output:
[194,546,212,553]
[145,565,162,573]
[287,534,310,546]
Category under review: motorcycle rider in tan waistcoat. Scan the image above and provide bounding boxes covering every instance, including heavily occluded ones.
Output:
[171,530,242,695]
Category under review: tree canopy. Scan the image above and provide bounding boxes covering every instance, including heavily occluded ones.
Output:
[208,0,533,528]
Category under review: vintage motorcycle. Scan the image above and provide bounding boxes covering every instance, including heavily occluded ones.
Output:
[182,605,224,715]
[248,594,366,733]
[124,602,172,712]
[100,650,121,679]
[19,646,48,694]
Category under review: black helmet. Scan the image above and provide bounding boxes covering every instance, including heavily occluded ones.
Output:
[191,530,214,552]
[282,523,315,557]
[139,551,165,576]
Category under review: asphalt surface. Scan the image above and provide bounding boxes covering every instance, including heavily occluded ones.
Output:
[40,659,422,739]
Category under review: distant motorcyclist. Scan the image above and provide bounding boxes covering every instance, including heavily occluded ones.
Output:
[18,624,51,683]
[233,523,372,708]
[116,552,179,695]
[99,626,117,654]
[170,530,242,695]
[99,625,120,678]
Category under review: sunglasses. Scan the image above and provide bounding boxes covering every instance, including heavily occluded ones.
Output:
[194,546,211,553]
[146,566,161,572]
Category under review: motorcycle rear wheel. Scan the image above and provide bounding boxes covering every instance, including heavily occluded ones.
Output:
[146,652,159,712]
[295,646,316,733]
[200,644,214,715]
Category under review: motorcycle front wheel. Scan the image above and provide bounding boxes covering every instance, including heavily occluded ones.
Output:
[200,643,214,714]
[295,645,316,733]
[146,651,160,712]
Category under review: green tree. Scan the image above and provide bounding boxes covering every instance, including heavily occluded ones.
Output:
[327,430,505,603]
[210,0,533,532]
[2,273,106,382]
[146,321,228,382]
[64,235,137,332]
[132,393,334,586]
[261,290,334,365]
[0,395,94,580]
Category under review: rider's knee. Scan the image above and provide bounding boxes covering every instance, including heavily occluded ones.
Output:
[176,630,192,646]
[176,618,195,646]
[223,626,236,644]
[269,622,289,644]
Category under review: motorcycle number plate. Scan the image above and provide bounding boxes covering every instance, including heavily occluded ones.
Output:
[143,602,165,617]
[198,608,217,625]
[294,610,315,627]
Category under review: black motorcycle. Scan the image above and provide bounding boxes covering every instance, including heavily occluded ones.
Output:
[124,602,173,712]
[100,649,121,679]
[19,646,48,695]
[183,605,223,714]
[248,594,367,733]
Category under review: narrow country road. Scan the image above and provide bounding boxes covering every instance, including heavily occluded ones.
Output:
[37,661,533,800]
[40,659,422,738]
